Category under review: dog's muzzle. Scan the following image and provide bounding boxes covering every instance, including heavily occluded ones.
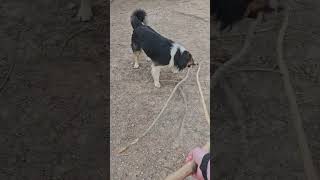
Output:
[187,62,199,67]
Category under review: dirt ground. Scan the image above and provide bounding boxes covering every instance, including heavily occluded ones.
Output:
[110,0,209,179]
[0,0,107,179]
[212,0,320,179]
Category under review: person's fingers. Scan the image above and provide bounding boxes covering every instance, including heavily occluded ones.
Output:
[185,147,209,180]
[192,167,205,180]
[191,147,207,164]
[192,173,198,179]
[185,153,193,163]
[196,166,205,180]
[192,172,200,180]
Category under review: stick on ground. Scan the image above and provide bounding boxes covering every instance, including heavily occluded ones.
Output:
[0,58,15,95]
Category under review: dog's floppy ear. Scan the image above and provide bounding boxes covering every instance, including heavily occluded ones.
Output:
[174,49,191,71]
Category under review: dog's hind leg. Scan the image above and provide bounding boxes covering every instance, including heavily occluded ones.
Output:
[133,51,141,69]
[151,64,161,88]
[131,37,142,69]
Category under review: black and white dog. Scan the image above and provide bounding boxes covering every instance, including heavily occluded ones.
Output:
[130,9,196,88]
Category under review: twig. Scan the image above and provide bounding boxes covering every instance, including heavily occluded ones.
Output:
[174,11,209,23]
[118,69,191,154]
[0,25,27,96]
[0,56,15,95]
[276,5,319,180]
[161,79,209,84]
[227,67,281,74]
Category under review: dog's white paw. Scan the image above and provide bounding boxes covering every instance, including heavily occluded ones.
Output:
[133,63,140,69]
[172,70,179,74]
[146,57,151,61]
[154,82,161,88]
[171,67,179,74]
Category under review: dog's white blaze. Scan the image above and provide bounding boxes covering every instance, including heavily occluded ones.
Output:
[169,43,186,72]
[143,17,148,25]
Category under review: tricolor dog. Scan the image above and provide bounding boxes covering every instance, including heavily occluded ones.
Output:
[130,9,196,88]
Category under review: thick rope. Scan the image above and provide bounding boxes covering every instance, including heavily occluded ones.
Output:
[118,68,191,154]
[165,63,210,180]
[196,63,210,125]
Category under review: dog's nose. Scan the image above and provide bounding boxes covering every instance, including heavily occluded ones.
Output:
[187,62,198,67]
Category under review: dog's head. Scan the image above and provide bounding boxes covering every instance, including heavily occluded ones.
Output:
[174,50,196,71]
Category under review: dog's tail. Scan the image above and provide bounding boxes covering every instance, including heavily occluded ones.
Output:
[131,9,147,29]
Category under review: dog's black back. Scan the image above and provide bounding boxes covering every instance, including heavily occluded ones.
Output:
[131,9,174,66]
[132,26,173,66]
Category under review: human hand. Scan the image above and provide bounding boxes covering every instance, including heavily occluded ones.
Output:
[185,147,208,180]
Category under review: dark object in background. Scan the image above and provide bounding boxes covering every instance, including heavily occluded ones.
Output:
[211,0,249,31]
[77,0,93,21]
[211,0,279,31]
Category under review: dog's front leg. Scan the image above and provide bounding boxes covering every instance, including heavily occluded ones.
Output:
[151,65,161,88]
[133,51,141,69]
[171,67,179,74]
[144,52,151,61]
[146,57,152,61]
